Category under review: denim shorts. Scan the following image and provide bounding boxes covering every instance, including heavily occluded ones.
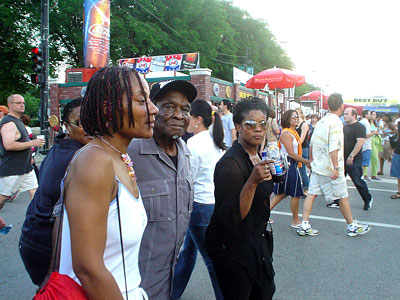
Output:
[362,149,372,167]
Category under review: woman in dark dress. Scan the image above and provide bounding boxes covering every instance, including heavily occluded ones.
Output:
[205,97,275,300]
[19,98,92,286]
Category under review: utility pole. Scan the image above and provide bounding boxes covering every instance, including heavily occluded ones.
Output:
[39,0,49,149]
[244,47,249,72]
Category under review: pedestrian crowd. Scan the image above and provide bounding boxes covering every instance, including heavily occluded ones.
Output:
[1,65,399,300]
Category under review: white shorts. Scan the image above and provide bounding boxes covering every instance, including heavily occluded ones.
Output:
[0,170,38,196]
[308,172,348,201]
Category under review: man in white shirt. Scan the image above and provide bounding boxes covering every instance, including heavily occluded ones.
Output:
[297,94,371,237]
[219,99,236,148]
[359,110,378,182]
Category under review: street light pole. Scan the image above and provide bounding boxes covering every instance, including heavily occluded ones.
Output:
[39,0,49,150]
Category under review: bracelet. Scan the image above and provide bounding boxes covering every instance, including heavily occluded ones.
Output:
[334,167,339,170]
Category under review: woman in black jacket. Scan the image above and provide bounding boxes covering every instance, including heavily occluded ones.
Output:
[206,97,275,300]
[19,98,92,286]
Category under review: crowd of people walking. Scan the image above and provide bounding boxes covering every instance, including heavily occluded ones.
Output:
[1,65,400,299]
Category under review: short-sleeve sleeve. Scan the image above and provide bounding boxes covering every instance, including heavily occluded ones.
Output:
[356,123,366,139]
[213,158,245,230]
[228,114,235,131]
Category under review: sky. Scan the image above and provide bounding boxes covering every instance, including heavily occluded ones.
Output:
[232,0,400,100]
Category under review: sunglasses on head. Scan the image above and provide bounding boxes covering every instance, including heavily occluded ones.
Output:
[243,120,267,130]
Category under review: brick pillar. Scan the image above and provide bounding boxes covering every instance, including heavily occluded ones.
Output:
[189,68,212,102]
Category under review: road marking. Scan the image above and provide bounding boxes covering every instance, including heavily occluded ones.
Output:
[346,177,397,184]
[348,186,397,193]
[271,210,400,229]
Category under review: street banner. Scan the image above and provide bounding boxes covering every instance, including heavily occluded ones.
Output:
[84,0,110,68]
[181,53,199,70]
[150,56,167,72]
[118,53,199,74]
[119,58,136,69]
[233,67,255,86]
[165,54,183,71]
[136,57,152,74]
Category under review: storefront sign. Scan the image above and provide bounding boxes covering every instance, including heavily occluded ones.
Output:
[345,98,399,104]
[213,83,220,96]
[239,92,253,98]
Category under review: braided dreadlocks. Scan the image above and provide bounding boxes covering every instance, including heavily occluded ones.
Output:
[62,98,82,124]
[80,66,148,136]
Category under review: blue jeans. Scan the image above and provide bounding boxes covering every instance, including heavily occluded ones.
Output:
[299,147,309,190]
[172,202,223,300]
[345,159,372,204]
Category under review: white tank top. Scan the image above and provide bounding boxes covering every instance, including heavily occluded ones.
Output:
[58,146,148,300]
[280,131,299,156]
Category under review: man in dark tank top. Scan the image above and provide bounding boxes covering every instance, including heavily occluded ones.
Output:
[0,94,44,209]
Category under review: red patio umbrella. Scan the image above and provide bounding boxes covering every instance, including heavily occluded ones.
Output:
[300,90,328,101]
[245,67,306,90]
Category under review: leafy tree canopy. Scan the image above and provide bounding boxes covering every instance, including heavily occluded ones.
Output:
[0,0,295,103]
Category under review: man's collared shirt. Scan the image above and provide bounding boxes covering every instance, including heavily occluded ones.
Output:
[127,137,193,300]
[310,113,344,177]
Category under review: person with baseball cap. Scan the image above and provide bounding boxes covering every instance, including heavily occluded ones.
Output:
[128,79,197,300]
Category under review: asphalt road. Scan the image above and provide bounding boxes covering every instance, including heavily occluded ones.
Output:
[1,162,399,300]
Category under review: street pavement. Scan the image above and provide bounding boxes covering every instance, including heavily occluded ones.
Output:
[1,163,399,300]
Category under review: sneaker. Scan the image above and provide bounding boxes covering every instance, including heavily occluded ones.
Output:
[371,176,382,181]
[297,226,319,236]
[362,176,371,183]
[327,200,340,209]
[347,222,371,237]
[363,197,374,210]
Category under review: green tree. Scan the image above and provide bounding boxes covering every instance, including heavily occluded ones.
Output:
[295,83,321,98]
[1,0,296,96]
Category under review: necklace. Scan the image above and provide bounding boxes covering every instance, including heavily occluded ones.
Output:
[98,136,136,180]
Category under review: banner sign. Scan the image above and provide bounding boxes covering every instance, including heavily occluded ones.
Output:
[84,0,110,68]
[233,67,254,86]
[345,98,399,104]
[365,106,399,113]
[119,53,199,74]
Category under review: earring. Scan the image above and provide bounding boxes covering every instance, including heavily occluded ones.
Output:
[195,123,199,129]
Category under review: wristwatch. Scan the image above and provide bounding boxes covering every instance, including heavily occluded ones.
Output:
[334,166,339,170]
[349,154,354,159]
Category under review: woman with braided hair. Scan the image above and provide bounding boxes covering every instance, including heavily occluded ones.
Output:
[58,66,158,299]
[19,98,92,286]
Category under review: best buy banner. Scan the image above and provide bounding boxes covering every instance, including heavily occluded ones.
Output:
[119,53,200,74]
[345,98,399,104]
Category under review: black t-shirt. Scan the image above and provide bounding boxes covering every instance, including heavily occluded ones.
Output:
[344,121,366,161]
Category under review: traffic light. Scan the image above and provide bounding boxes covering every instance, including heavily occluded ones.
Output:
[31,46,44,84]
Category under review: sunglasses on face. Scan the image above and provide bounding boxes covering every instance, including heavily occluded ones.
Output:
[291,115,299,119]
[243,120,267,130]
[69,120,82,127]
